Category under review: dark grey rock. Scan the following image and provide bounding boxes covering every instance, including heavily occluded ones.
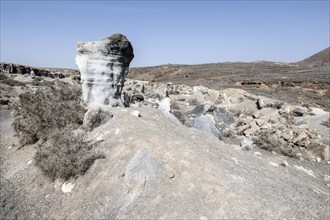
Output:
[230,97,244,104]
[193,115,222,139]
[186,105,205,117]
[172,110,193,127]
[124,149,164,189]
[291,107,315,117]
[257,98,283,109]
[213,107,235,125]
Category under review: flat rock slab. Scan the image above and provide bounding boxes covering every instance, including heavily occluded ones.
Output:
[124,149,164,189]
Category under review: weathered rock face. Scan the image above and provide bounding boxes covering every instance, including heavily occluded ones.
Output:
[76,34,134,108]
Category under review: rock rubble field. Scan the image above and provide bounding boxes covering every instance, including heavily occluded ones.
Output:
[0,38,329,219]
[1,75,329,219]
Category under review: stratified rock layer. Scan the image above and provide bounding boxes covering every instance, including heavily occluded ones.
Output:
[76,34,134,107]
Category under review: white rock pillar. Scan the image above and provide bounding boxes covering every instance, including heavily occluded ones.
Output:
[76,34,134,108]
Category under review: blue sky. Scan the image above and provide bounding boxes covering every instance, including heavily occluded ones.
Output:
[1,0,329,68]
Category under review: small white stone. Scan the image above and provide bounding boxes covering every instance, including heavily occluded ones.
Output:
[293,165,315,177]
[131,110,141,117]
[96,135,104,141]
[27,159,33,165]
[316,157,321,162]
[232,157,239,164]
[280,161,289,167]
[115,129,120,135]
[254,152,262,155]
[61,182,74,193]
[269,161,279,167]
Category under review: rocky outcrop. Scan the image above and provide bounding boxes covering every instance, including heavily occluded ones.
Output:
[0,62,78,79]
[1,78,330,219]
[122,81,330,161]
[76,34,134,108]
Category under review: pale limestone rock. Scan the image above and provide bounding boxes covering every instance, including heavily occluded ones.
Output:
[76,34,134,108]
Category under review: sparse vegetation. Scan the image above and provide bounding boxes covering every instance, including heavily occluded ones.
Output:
[35,128,105,180]
[30,78,55,87]
[13,80,86,146]
[321,117,330,128]
[187,98,199,106]
[0,74,26,87]
[171,101,180,110]
[253,130,298,158]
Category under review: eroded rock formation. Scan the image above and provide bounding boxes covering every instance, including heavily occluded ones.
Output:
[76,34,134,108]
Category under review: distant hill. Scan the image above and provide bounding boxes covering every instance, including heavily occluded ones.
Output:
[128,47,330,83]
[128,48,330,111]
[296,47,330,67]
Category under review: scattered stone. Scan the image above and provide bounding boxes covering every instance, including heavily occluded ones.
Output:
[257,98,283,109]
[193,115,222,139]
[254,152,262,155]
[269,161,279,167]
[172,110,193,127]
[324,175,330,182]
[231,157,239,164]
[249,121,260,133]
[230,97,244,104]
[241,116,253,125]
[240,137,253,151]
[61,182,74,193]
[255,119,266,127]
[131,110,141,117]
[292,132,308,144]
[124,149,164,189]
[213,107,235,125]
[280,161,289,167]
[291,107,314,117]
[186,105,205,117]
[236,124,250,135]
[293,165,315,177]
[76,33,134,107]
[158,98,181,124]
[130,94,144,104]
[243,129,253,137]
[280,131,293,142]
[253,111,261,119]
[158,97,171,113]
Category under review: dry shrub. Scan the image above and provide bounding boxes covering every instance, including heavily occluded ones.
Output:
[13,80,86,146]
[0,74,26,87]
[171,101,180,110]
[253,130,298,158]
[30,78,55,87]
[321,117,330,128]
[187,98,199,106]
[35,128,104,180]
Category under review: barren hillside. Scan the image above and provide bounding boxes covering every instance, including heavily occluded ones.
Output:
[129,48,330,110]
